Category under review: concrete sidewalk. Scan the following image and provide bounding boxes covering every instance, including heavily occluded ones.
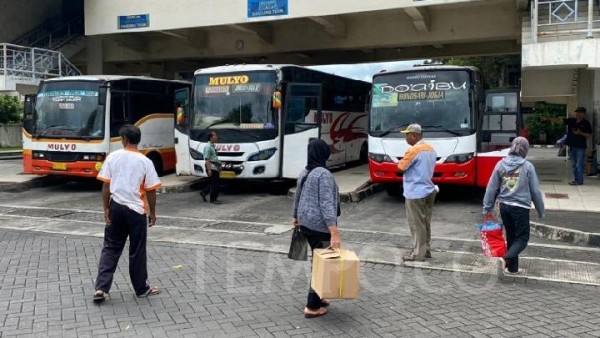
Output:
[529,147,600,212]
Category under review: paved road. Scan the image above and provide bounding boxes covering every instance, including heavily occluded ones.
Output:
[0,228,599,338]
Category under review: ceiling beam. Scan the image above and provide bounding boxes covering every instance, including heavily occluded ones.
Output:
[105,34,147,53]
[228,24,273,45]
[404,6,430,33]
[308,16,346,38]
[158,29,208,49]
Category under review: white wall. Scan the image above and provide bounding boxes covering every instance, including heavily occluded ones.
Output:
[522,39,600,69]
[84,0,488,35]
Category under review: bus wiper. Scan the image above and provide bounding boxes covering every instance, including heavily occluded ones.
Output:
[231,128,260,140]
[421,125,462,136]
[379,123,409,137]
[36,124,69,139]
[205,119,233,129]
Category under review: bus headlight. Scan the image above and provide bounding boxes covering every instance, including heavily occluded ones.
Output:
[248,148,277,161]
[82,153,106,161]
[189,147,204,160]
[32,151,45,159]
[444,152,474,164]
[369,152,394,163]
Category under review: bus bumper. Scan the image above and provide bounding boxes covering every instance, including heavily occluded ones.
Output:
[31,160,101,178]
[369,159,477,186]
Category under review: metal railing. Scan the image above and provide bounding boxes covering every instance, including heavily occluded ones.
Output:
[0,43,81,88]
[531,0,600,42]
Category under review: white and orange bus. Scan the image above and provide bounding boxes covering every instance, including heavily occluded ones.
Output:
[175,64,371,180]
[23,76,191,177]
[368,66,513,195]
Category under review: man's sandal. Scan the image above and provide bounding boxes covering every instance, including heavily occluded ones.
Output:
[137,286,161,298]
[93,290,106,303]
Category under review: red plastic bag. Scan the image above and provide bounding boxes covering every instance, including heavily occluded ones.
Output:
[478,215,507,257]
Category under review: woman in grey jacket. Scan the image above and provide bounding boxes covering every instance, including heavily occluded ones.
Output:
[293,139,341,319]
[483,137,545,275]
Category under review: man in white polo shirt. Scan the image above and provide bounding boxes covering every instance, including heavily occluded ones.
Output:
[93,125,162,302]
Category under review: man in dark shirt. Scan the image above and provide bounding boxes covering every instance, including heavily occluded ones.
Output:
[564,107,592,185]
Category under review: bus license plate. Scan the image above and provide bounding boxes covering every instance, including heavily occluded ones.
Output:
[220,171,236,179]
[52,163,68,171]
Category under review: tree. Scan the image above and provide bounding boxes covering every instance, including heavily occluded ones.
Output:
[421,56,520,89]
[0,95,22,124]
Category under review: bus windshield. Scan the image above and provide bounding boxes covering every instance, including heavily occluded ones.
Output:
[192,71,277,128]
[34,81,104,139]
[370,70,474,138]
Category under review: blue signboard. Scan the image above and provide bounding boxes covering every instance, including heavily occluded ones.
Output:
[247,0,288,18]
[118,14,150,30]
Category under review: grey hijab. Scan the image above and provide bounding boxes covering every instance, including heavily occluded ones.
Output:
[509,136,530,158]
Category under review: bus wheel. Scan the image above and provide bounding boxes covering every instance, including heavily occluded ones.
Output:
[385,183,401,197]
[148,153,164,177]
[359,142,368,164]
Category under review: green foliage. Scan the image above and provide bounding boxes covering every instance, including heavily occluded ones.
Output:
[524,102,566,144]
[423,56,520,89]
[0,95,23,124]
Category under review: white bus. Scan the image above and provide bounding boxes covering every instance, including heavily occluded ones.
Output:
[23,76,191,177]
[368,66,510,195]
[174,64,370,180]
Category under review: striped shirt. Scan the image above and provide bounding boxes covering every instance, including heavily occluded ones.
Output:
[397,140,437,199]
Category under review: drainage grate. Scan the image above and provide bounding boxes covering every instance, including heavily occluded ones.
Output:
[545,193,569,199]
[541,179,563,182]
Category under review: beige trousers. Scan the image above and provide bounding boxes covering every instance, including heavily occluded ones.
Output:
[405,191,437,259]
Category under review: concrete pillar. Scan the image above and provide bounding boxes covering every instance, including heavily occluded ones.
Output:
[592,70,600,150]
[86,37,104,75]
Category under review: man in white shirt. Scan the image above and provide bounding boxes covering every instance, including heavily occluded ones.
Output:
[93,125,162,302]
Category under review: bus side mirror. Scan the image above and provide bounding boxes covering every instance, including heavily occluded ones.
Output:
[24,95,35,120]
[272,91,281,109]
[98,86,107,106]
[23,95,36,134]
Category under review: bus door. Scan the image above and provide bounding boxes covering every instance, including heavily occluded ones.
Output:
[481,90,520,152]
[174,87,192,175]
[281,83,322,179]
[476,89,520,187]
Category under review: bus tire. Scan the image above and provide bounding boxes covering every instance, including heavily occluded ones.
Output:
[147,152,164,177]
[385,183,401,197]
[359,142,368,164]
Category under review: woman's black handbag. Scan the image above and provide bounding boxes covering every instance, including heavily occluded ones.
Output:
[288,226,308,261]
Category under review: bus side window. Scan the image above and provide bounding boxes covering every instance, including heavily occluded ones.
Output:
[110,93,128,137]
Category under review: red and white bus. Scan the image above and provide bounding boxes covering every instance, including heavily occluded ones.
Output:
[23,76,191,177]
[175,64,371,180]
[368,66,513,195]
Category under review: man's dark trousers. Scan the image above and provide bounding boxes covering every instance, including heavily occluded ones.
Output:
[95,201,149,295]
[209,170,220,202]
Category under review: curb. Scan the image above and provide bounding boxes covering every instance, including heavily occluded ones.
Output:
[288,180,381,203]
[156,178,206,194]
[531,221,600,247]
[0,150,22,160]
[532,144,558,148]
[0,175,63,192]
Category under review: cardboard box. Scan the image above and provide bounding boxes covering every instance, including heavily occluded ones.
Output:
[311,248,360,299]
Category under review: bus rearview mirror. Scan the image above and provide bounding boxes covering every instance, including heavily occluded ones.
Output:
[98,87,107,106]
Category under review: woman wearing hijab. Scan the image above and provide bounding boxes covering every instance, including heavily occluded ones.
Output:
[293,138,341,319]
[483,137,545,275]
